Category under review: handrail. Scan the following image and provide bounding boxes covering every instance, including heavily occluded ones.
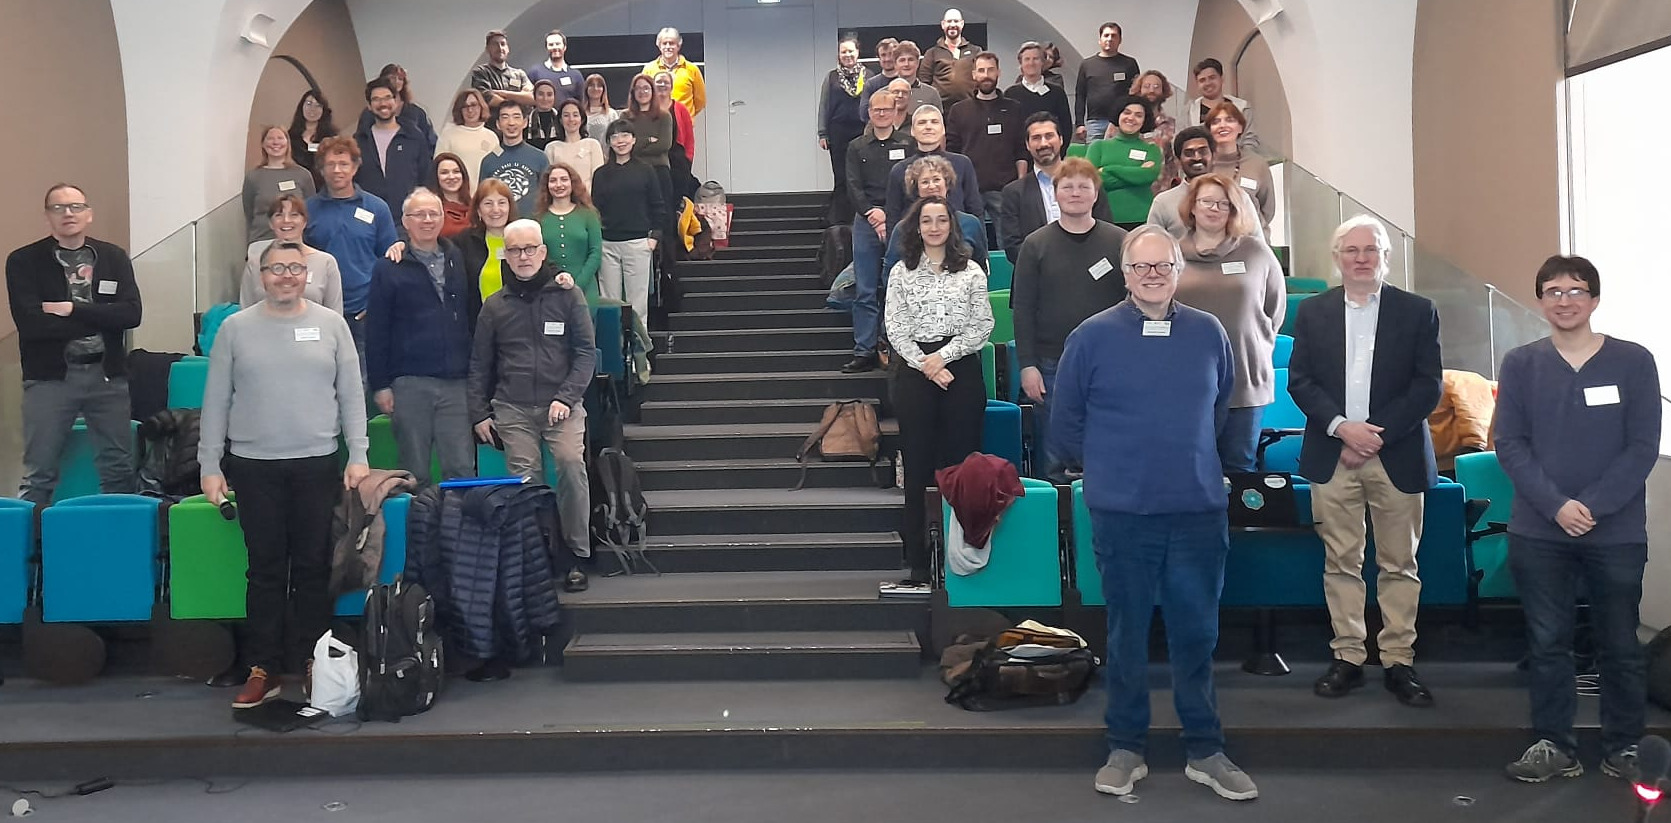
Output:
[130,194,241,260]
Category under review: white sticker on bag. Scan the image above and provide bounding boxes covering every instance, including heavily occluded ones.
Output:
[97,280,117,295]
[353,207,375,224]
[295,327,321,342]
[1222,261,1247,275]
[545,321,566,336]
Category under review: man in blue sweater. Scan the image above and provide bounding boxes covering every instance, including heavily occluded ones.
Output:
[1496,255,1661,784]
[304,136,399,368]
[1052,225,1256,802]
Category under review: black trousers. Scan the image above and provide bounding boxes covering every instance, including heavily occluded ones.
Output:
[826,126,863,225]
[893,342,986,578]
[225,453,339,674]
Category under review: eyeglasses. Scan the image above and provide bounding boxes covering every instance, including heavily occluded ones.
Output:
[1338,246,1384,259]
[1124,262,1176,276]
[1540,287,1592,302]
[1195,199,1232,211]
[47,203,90,215]
[404,210,441,220]
[261,262,308,277]
[505,245,542,258]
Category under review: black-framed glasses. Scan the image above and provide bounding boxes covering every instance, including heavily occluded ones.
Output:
[505,245,542,258]
[1540,287,1592,301]
[1195,198,1232,211]
[47,203,90,215]
[1124,262,1176,276]
[261,262,308,277]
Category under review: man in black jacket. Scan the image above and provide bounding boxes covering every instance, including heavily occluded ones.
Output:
[354,78,432,217]
[1288,215,1443,709]
[841,92,912,373]
[999,113,1113,263]
[468,219,597,593]
[6,184,142,504]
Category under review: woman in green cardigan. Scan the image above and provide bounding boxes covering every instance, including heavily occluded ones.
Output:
[1086,96,1162,229]
[535,161,603,304]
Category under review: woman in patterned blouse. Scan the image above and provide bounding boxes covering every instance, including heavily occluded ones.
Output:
[881,196,995,596]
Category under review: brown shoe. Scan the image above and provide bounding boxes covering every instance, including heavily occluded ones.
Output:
[232,666,281,709]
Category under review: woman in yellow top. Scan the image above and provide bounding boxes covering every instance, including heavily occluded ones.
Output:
[1085,96,1162,228]
[458,178,517,318]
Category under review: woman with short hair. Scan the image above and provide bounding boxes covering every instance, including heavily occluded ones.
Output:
[240,194,343,313]
[1086,96,1162,228]
[882,155,988,278]
[435,89,501,181]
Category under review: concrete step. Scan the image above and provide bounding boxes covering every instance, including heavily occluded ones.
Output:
[666,309,848,331]
[730,204,826,221]
[677,258,817,277]
[712,244,819,261]
[659,327,854,354]
[638,397,857,426]
[679,289,830,313]
[560,570,922,635]
[679,274,824,294]
[653,349,853,375]
[561,630,921,682]
[730,215,825,232]
[640,370,886,402]
[640,532,902,572]
[643,487,903,535]
[624,421,898,462]
[725,230,825,249]
[729,191,830,208]
[635,457,893,491]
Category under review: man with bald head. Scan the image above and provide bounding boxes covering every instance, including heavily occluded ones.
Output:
[468,218,596,592]
[366,187,475,483]
[922,8,983,107]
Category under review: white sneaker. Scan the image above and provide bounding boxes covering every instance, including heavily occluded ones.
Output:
[1094,749,1148,796]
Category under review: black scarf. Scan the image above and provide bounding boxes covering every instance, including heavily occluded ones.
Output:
[504,266,554,299]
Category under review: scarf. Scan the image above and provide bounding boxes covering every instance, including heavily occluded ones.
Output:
[504,266,554,299]
[837,64,865,98]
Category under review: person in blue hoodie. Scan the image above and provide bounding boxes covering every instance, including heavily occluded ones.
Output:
[303,136,398,367]
[354,77,433,217]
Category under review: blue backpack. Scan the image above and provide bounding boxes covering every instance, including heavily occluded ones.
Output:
[196,303,240,356]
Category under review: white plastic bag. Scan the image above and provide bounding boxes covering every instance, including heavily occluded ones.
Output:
[310,630,360,717]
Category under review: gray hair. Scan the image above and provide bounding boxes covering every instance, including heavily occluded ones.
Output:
[1330,214,1392,279]
[657,27,682,44]
[503,218,543,246]
[401,187,441,214]
[1121,225,1186,273]
[259,240,305,268]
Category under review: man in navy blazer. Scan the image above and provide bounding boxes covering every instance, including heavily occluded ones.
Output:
[997,112,1112,263]
[1288,215,1442,708]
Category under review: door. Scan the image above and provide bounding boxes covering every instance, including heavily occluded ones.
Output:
[725,4,820,193]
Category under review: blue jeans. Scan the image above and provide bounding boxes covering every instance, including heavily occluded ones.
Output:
[1084,118,1112,143]
[1027,355,1062,480]
[1508,534,1647,756]
[850,216,887,355]
[1219,405,1265,474]
[1091,508,1229,761]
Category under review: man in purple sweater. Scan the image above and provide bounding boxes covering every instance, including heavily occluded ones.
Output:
[1496,255,1661,784]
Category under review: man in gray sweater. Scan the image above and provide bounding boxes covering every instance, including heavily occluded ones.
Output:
[199,241,369,710]
[1496,255,1661,784]
[468,219,597,592]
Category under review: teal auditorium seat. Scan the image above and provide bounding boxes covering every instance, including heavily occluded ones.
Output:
[943,478,1061,607]
[987,251,1013,291]
[41,494,163,622]
[334,494,412,616]
[1281,293,1310,336]
[592,302,627,381]
[1257,368,1306,474]
[52,418,141,502]
[1453,451,1517,599]
[0,498,33,624]
[1272,334,1293,368]
[167,355,210,409]
[1071,481,1102,605]
[982,401,1023,472]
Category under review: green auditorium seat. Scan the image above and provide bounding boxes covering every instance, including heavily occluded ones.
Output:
[988,290,1014,345]
[979,342,997,401]
[987,252,1013,291]
[168,493,249,620]
[167,356,210,409]
[1281,293,1309,336]
[1285,277,1328,294]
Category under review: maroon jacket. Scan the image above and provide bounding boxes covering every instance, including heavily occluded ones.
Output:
[936,453,1025,549]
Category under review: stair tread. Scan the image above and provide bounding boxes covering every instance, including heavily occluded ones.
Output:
[561,570,905,605]
[635,456,891,470]
[667,308,839,319]
[647,370,879,383]
[680,289,829,298]
[566,631,920,653]
[639,397,844,409]
[626,421,897,438]
[657,349,852,360]
[647,532,902,548]
[641,487,903,509]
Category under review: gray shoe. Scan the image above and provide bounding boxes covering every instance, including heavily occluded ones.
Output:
[1506,739,1584,783]
[1185,753,1259,801]
[1093,749,1148,796]
[1602,745,1639,781]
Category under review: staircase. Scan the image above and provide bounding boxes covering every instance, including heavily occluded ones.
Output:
[561,192,927,682]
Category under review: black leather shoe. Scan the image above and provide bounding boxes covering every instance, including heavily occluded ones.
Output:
[841,355,878,374]
[1384,663,1435,707]
[564,568,590,593]
[207,664,251,689]
[1313,659,1365,698]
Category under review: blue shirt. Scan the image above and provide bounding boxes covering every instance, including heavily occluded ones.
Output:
[1052,300,1234,514]
[479,142,552,217]
[303,187,398,314]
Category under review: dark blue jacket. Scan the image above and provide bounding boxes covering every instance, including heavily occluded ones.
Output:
[354,117,433,219]
[884,147,985,228]
[364,243,472,392]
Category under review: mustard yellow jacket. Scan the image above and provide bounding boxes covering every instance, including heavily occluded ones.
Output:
[642,56,707,117]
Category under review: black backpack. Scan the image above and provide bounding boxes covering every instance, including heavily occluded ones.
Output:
[136,408,202,499]
[591,448,657,576]
[941,634,1097,712]
[817,224,854,289]
[358,579,444,722]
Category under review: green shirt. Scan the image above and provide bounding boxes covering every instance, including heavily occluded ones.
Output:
[1086,131,1162,223]
[539,207,603,305]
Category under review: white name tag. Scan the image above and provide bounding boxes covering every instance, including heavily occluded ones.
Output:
[987,123,1003,135]
[888,148,906,160]
[1128,148,1147,161]
[278,180,297,192]
[1088,258,1114,280]
[1222,261,1247,275]
[544,321,566,336]
[354,207,375,224]
[306,272,314,285]
[1585,385,1621,406]
[295,327,321,342]
[97,280,117,295]
[496,246,507,259]
[1239,177,1258,191]
[1113,73,1127,82]
[307,142,320,152]
[1142,320,1171,337]
[559,76,573,86]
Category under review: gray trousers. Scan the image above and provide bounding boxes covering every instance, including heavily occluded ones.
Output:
[20,363,135,505]
[599,238,653,325]
[391,376,476,484]
[492,399,591,558]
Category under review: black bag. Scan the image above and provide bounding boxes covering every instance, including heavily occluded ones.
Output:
[591,448,657,576]
[136,408,202,499]
[358,579,444,722]
[817,224,854,289]
[1648,625,1671,710]
[127,348,187,423]
[941,636,1097,711]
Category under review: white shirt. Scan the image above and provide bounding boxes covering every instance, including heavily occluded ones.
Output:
[1035,169,1061,224]
[1329,288,1382,436]
[1021,77,1049,95]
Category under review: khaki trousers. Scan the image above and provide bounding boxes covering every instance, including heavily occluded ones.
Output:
[1311,455,1424,666]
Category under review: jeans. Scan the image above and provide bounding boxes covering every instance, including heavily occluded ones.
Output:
[224,453,339,674]
[346,311,372,413]
[1219,404,1265,474]
[1509,534,1647,756]
[390,376,476,483]
[1091,508,1229,761]
[1025,355,1062,480]
[19,363,134,505]
[981,190,1004,248]
[492,400,591,558]
[1084,118,1112,143]
[850,216,887,355]
[893,345,986,578]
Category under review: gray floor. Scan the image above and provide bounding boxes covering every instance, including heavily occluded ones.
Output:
[0,768,1635,823]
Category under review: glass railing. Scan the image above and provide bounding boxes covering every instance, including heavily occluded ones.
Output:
[1276,162,1547,379]
[129,195,244,354]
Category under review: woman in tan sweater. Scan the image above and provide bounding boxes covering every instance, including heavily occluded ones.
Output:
[1173,173,1286,473]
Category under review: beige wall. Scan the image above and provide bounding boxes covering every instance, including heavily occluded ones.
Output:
[1413,0,1564,298]
[1188,0,1292,160]
[246,0,368,169]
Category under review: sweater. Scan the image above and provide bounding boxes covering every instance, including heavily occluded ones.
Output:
[538,207,603,304]
[921,38,982,107]
[883,148,985,229]
[1085,132,1162,223]
[434,124,500,182]
[945,95,1028,194]
[625,112,674,168]
[1212,151,1275,230]
[1011,221,1129,369]
[1147,180,1264,240]
[5,236,142,381]
[1074,53,1141,125]
[526,64,585,106]
[544,137,605,188]
[817,68,870,139]
[1494,336,1662,545]
[365,244,473,392]
[1052,300,1233,514]
[479,142,550,217]
[1003,82,1073,136]
[239,241,344,313]
[303,187,399,314]
[592,158,666,241]
[242,166,317,242]
[198,301,368,477]
[1175,234,1286,407]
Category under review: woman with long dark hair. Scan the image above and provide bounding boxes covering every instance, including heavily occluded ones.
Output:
[624,74,679,276]
[287,90,338,186]
[433,152,474,239]
[536,162,603,305]
[882,195,993,596]
[544,98,604,189]
[582,73,620,139]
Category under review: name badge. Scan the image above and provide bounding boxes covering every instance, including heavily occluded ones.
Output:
[888,148,906,160]
[307,142,320,152]
[1128,148,1147,161]
[1585,385,1621,406]
[278,180,297,192]
[1239,177,1258,191]
[559,76,573,86]
[306,272,314,285]
[295,327,321,342]
[97,280,117,295]
[987,123,1003,135]
[1088,258,1114,280]
[544,321,566,336]
[353,207,375,224]
[1221,261,1247,275]
[496,246,507,259]
[1142,320,1171,337]
[1113,73,1127,82]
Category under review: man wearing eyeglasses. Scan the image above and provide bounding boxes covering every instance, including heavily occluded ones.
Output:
[1052,225,1256,802]
[1495,256,1659,783]
[365,189,475,483]
[7,184,142,505]
[1287,214,1442,709]
[468,219,596,594]
[1146,127,1261,241]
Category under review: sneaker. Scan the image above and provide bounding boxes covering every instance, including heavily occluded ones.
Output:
[564,568,590,593]
[878,578,930,598]
[1505,739,1583,783]
[1093,750,1148,796]
[231,666,280,709]
[1602,745,1639,781]
[1185,753,1260,801]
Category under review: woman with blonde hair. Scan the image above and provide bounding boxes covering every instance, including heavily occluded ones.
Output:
[242,125,316,242]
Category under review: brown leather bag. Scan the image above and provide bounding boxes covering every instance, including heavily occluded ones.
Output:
[792,400,885,491]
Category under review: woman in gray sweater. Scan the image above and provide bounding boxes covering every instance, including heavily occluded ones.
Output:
[199,241,369,710]
[242,126,317,243]
[1173,173,1286,473]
